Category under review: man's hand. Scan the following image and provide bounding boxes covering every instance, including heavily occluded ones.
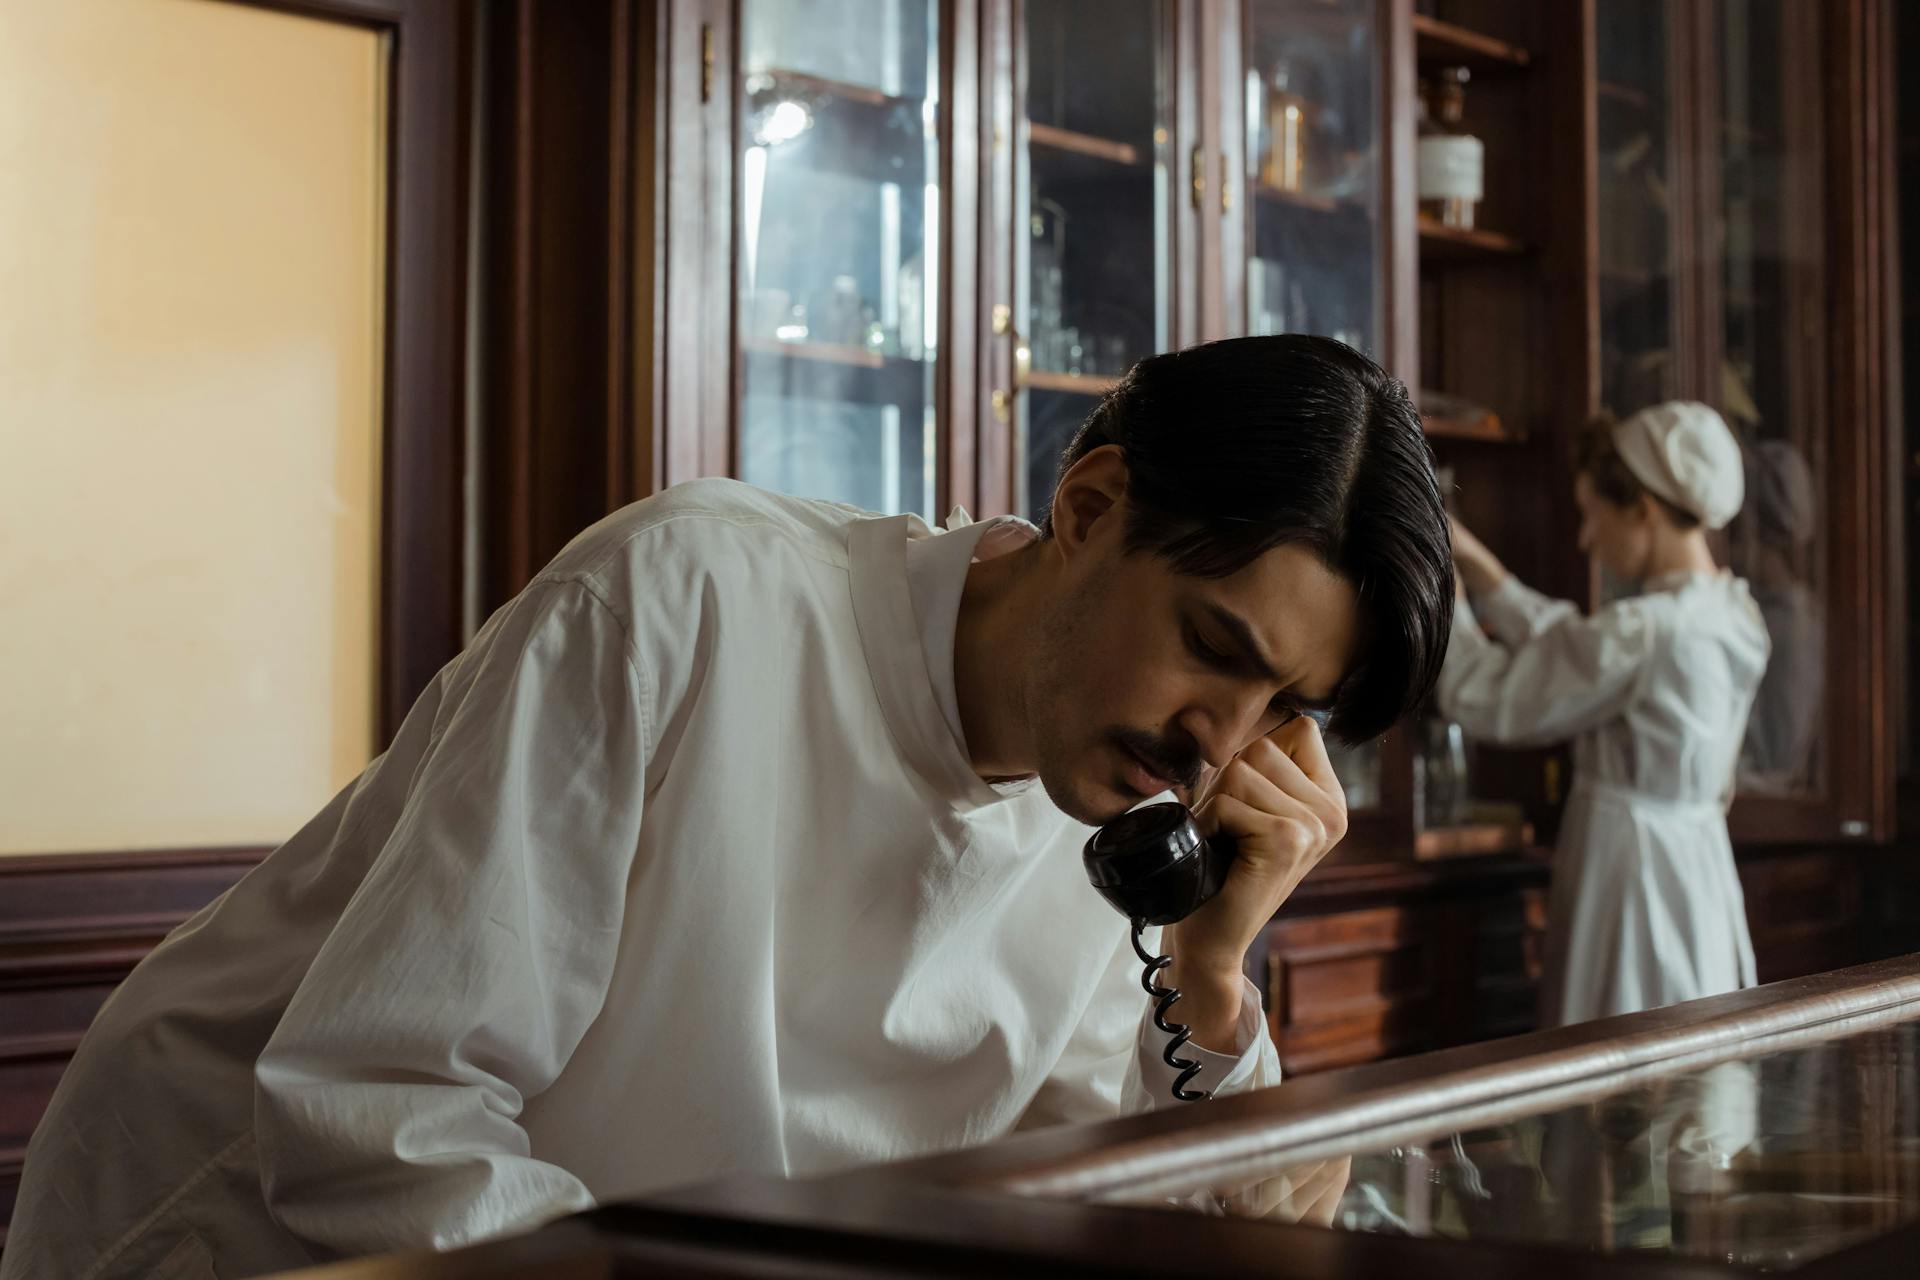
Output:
[1165,715,1348,1053]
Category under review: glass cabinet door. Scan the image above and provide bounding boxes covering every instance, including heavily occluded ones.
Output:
[1595,0,1681,421]
[736,1,941,517]
[1713,0,1828,801]
[1016,0,1172,521]
[1242,0,1381,358]
[1595,1,1832,808]
[1240,0,1385,812]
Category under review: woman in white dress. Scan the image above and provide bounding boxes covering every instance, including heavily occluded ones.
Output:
[1441,402,1771,1026]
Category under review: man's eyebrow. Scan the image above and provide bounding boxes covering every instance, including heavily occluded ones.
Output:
[1199,601,1284,683]
[1199,600,1340,711]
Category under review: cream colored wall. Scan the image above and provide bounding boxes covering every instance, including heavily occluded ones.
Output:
[0,0,387,853]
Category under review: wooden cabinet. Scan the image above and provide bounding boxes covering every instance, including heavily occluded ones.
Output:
[476,0,1907,1068]
[1258,858,1547,1074]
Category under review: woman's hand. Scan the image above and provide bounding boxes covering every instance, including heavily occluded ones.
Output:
[1449,516,1509,598]
[1164,715,1348,1052]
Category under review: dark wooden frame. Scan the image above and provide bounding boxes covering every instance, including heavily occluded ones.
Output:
[234,0,472,738]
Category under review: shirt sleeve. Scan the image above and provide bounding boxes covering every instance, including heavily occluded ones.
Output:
[1474,575,1581,648]
[1438,584,1659,747]
[1017,925,1282,1131]
[254,578,651,1257]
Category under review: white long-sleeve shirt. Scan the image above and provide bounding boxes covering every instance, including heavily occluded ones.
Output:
[1438,571,1769,1026]
[5,480,1279,1280]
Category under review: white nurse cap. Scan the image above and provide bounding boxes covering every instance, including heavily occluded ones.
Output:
[1610,400,1745,530]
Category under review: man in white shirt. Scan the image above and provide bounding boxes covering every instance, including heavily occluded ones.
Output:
[4,335,1454,1279]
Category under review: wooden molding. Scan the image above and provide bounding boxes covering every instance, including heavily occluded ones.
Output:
[0,848,266,1246]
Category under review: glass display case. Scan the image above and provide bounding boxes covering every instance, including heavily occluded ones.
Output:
[1591,0,1858,842]
[1711,0,1829,801]
[301,955,1920,1277]
[734,0,942,517]
[952,958,1920,1276]
[653,955,1920,1277]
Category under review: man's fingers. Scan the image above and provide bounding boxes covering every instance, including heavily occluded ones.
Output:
[1198,792,1325,902]
[1252,721,1345,832]
[1212,758,1322,840]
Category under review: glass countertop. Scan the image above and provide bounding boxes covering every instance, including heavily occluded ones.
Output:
[1085,1020,1920,1271]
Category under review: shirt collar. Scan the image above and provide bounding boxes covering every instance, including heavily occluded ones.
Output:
[848,507,1040,814]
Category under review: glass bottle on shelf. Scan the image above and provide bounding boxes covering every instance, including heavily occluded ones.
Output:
[734,0,941,519]
[1417,711,1471,829]
[1418,66,1483,229]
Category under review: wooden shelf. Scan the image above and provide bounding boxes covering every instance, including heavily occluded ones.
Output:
[1412,14,1531,72]
[743,337,886,369]
[742,339,928,406]
[1418,215,1527,261]
[1721,119,1780,149]
[1027,370,1121,396]
[755,68,913,110]
[1597,79,1652,111]
[1028,122,1144,168]
[1414,820,1536,862]
[1252,184,1369,219]
[1600,262,1657,288]
[1421,409,1520,443]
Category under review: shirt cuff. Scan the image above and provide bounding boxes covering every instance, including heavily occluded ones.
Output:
[1135,974,1281,1105]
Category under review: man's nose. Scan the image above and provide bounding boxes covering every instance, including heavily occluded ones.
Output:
[1181,688,1269,770]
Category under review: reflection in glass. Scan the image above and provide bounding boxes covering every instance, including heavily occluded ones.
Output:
[737,1,940,517]
[1596,0,1677,419]
[1079,1021,1920,1268]
[1019,0,1169,519]
[1716,1,1827,796]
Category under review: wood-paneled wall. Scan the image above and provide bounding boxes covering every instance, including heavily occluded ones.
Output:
[0,850,263,1248]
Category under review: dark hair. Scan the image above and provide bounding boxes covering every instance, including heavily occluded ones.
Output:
[1042,334,1452,744]
[1576,413,1700,529]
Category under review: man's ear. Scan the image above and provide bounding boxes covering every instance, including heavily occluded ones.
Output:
[1049,444,1130,560]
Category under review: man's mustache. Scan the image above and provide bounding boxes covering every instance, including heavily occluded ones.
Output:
[1109,727,1205,792]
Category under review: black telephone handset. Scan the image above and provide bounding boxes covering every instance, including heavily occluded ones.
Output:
[1082,802,1239,1102]
[1083,801,1236,926]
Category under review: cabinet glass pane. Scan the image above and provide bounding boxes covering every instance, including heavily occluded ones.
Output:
[1596,0,1679,418]
[1716,1,1827,799]
[737,1,940,518]
[1243,0,1379,357]
[1079,1020,1920,1269]
[1019,0,1170,520]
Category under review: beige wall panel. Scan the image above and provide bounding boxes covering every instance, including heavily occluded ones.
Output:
[0,0,387,853]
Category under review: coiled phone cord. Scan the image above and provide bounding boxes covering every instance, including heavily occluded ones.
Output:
[1132,919,1211,1102]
